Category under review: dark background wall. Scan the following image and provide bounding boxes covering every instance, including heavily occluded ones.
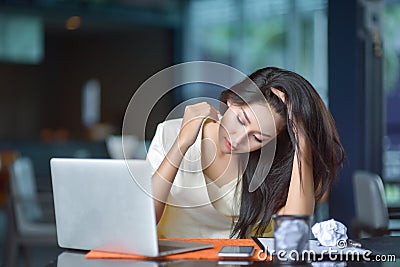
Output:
[0,25,174,141]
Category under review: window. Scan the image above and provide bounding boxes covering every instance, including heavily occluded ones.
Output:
[383,2,400,205]
[180,0,328,103]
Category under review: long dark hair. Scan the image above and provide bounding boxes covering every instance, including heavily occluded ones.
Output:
[220,67,344,238]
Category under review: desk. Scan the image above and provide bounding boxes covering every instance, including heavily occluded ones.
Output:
[44,252,395,267]
[45,236,400,267]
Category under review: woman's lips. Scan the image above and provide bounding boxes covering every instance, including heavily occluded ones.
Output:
[225,138,236,151]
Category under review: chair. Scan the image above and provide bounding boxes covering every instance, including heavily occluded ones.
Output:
[106,134,139,159]
[352,170,400,238]
[4,157,57,267]
[0,150,19,208]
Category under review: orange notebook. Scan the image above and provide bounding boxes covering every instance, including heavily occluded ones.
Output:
[86,238,270,261]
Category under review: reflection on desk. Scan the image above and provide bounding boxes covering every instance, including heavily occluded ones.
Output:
[58,251,162,266]
[45,250,396,267]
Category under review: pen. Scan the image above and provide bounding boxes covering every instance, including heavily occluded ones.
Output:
[347,239,362,248]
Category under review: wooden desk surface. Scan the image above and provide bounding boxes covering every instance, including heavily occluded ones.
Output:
[45,236,400,267]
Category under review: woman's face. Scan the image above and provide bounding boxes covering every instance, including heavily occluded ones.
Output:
[218,101,284,154]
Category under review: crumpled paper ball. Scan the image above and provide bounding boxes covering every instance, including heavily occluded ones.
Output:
[311,219,348,247]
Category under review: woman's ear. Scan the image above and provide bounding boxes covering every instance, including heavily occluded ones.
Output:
[271,87,286,104]
[226,100,232,107]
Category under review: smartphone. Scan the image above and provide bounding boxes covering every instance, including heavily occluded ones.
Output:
[217,245,255,257]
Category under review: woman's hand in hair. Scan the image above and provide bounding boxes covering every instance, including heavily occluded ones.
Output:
[271,87,286,104]
[271,87,294,120]
[178,102,219,152]
[271,87,297,131]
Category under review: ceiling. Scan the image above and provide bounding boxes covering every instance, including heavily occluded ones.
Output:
[0,0,183,33]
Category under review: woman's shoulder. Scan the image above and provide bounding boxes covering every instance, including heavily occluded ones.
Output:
[156,118,182,135]
[152,118,183,143]
[159,118,183,128]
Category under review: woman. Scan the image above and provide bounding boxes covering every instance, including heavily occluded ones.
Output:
[147,67,344,239]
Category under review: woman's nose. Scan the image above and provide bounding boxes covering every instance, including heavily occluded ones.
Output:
[230,129,248,147]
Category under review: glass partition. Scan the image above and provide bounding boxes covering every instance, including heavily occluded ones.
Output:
[180,0,328,103]
[383,1,400,206]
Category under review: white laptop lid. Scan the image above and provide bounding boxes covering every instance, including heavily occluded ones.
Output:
[50,158,159,256]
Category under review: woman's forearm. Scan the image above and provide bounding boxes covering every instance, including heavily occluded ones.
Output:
[152,103,219,223]
[279,133,315,215]
[152,139,189,223]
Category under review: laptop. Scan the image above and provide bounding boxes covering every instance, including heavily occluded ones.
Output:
[50,158,213,256]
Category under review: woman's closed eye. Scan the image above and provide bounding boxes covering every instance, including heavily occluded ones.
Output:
[253,135,262,143]
[236,115,245,125]
[236,114,265,143]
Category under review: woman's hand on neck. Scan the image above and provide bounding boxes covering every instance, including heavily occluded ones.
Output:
[201,120,240,187]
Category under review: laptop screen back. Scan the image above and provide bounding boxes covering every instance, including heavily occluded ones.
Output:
[50,158,159,256]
